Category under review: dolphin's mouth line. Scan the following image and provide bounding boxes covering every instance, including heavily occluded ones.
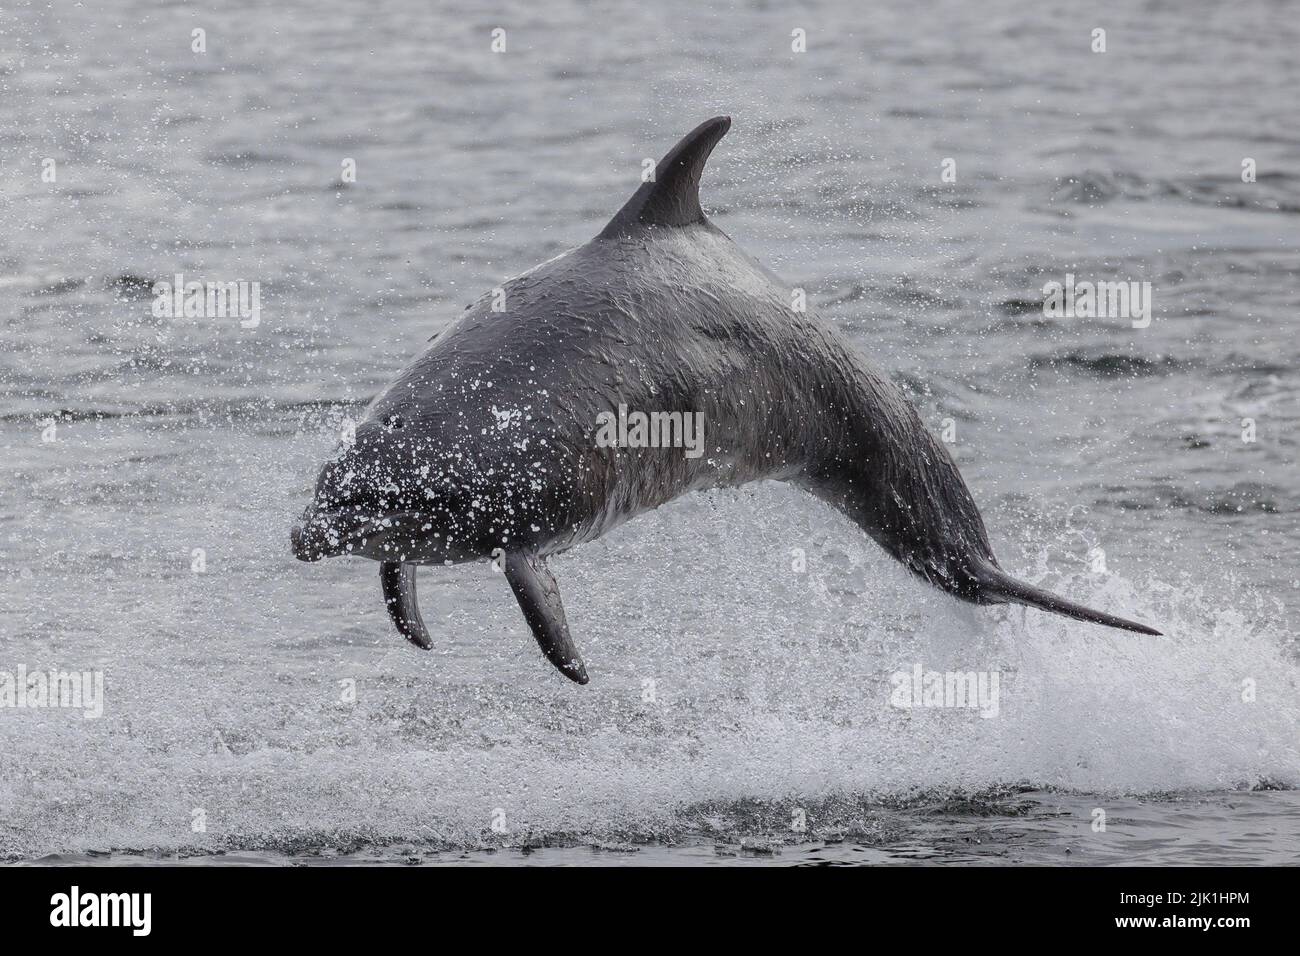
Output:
[290,506,429,562]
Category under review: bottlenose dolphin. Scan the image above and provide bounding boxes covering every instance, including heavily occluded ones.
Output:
[291,116,1159,684]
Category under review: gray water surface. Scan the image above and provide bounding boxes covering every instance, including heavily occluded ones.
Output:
[1,0,1298,864]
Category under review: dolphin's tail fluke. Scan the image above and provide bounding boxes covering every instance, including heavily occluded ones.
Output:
[972,559,1161,635]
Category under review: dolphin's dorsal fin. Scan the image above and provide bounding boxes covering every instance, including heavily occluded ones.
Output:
[598,116,731,238]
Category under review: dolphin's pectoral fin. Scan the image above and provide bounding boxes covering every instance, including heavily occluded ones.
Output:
[502,552,589,685]
[380,561,433,650]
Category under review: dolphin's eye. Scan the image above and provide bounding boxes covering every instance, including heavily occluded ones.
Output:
[384,415,406,431]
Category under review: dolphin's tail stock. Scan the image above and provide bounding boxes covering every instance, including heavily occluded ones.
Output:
[970,557,1161,635]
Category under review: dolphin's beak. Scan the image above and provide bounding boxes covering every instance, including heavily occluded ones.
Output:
[290,521,323,562]
[291,502,346,562]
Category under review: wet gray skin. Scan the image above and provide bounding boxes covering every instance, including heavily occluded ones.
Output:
[291,116,1160,684]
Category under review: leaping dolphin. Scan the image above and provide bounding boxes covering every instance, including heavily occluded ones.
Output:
[291,116,1159,684]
